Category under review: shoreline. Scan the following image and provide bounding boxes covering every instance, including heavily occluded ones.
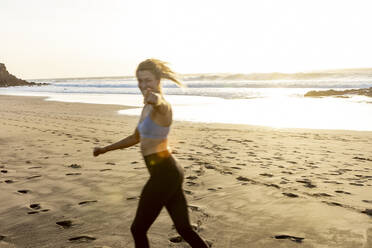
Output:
[2,93,372,133]
[1,94,371,247]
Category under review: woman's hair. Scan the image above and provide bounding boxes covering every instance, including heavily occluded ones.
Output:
[136,58,183,87]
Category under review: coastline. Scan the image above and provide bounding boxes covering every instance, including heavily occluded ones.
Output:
[3,90,372,132]
[0,95,371,248]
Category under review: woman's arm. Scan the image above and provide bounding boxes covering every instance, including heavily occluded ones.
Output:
[93,128,140,157]
[144,88,172,119]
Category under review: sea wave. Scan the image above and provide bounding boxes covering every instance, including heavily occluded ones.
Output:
[33,78,372,90]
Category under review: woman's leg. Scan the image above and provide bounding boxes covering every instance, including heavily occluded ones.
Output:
[130,178,167,248]
[166,187,209,248]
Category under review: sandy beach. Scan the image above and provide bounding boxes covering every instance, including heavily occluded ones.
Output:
[0,94,371,248]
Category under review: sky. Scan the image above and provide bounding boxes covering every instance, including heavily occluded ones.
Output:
[1,0,372,79]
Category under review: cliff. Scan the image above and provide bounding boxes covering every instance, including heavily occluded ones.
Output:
[0,63,44,87]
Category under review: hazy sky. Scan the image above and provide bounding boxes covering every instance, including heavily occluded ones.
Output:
[1,0,372,79]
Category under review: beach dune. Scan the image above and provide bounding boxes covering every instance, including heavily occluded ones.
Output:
[0,95,371,248]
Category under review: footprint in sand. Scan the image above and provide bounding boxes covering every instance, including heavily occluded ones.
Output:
[169,236,183,243]
[100,169,112,172]
[188,205,202,212]
[353,157,372,162]
[27,175,42,180]
[193,169,204,176]
[126,196,138,200]
[27,203,43,214]
[184,190,193,195]
[186,181,199,186]
[30,203,41,210]
[350,183,364,186]
[236,176,256,183]
[18,189,31,194]
[56,220,73,228]
[188,205,210,218]
[362,200,372,204]
[296,179,317,188]
[170,233,212,247]
[69,164,81,169]
[335,190,351,195]
[282,192,299,198]
[186,176,198,180]
[5,180,14,184]
[1,170,8,173]
[260,173,274,177]
[69,235,96,243]
[204,164,216,170]
[281,171,293,175]
[355,175,372,179]
[274,235,304,243]
[78,200,98,205]
[312,193,333,197]
[66,173,81,176]
[265,183,280,189]
[361,209,372,217]
[106,162,116,165]
[323,180,343,185]
[322,201,343,207]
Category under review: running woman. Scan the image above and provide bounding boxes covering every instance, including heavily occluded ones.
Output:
[93,59,208,248]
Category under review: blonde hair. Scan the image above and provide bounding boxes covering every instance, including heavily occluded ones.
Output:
[136,58,183,87]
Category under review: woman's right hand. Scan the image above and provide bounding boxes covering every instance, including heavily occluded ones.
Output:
[93,147,106,157]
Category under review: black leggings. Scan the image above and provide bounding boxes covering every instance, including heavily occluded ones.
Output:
[130,151,208,248]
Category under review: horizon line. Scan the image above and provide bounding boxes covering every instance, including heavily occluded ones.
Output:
[25,67,372,81]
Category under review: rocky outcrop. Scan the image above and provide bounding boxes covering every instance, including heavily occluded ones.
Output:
[0,63,45,87]
[304,87,372,98]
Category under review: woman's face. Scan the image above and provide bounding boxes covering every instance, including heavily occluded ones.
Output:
[137,70,160,96]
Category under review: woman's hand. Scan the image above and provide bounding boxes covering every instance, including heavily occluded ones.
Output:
[93,147,106,157]
[144,88,161,105]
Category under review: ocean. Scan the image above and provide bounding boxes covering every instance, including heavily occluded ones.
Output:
[1,74,372,131]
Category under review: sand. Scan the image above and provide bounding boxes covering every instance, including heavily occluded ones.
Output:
[0,94,371,248]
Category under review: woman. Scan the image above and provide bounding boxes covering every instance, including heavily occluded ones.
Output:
[93,59,208,248]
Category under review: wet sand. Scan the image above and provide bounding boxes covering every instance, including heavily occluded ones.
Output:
[0,95,371,248]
